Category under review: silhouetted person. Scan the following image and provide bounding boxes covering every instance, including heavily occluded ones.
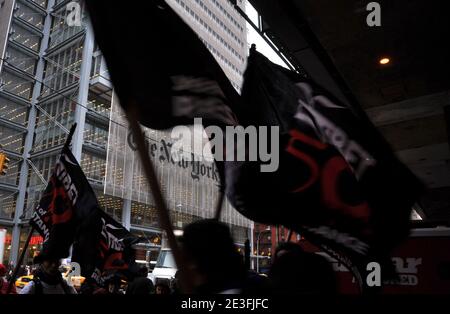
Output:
[0,263,17,294]
[106,274,124,294]
[126,266,154,294]
[180,219,246,294]
[269,242,337,294]
[6,261,15,281]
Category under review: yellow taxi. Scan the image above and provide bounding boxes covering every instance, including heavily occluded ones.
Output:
[15,275,33,289]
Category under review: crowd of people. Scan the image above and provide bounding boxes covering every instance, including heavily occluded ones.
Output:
[0,219,337,295]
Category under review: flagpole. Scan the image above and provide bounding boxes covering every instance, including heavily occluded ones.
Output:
[213,159,226,221]
[124,106,192,293]
[64,123,78,150]
[213,186,224,220]
[6,124,77,293]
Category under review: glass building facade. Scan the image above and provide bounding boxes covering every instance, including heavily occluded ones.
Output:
[167,0,247,91]
[0,0,251,268]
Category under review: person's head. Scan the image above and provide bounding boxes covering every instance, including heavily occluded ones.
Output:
[0,263,7,278]
[34,253,61,277]
[107,281,118,294]
[106,275,122,294]
[269,242,337,294]
[41,258,61,276]
[155,281,171,295]
[180,219,246,292]
[273,241,304,261]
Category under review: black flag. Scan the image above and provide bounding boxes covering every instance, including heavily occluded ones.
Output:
[72,210,142,286]
[226,48,424,280]
[85,0,241,130]
[30,145,99,258]
[84,0,245,207]
[29,140,141,284]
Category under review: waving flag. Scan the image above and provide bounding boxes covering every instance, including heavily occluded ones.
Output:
[226,48,424,281]
[29,134,141,284]
[30,145,99,258]
[85,0,241,130]
[72,210,141,286]
[84,0,245,222]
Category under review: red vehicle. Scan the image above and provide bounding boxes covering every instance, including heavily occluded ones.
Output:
[299,227,450,294]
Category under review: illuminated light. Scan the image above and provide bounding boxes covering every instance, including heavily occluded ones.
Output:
[174,230,184,237]
[379,57,390,65]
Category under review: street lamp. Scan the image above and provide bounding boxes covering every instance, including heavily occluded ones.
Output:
[256,226,271,273]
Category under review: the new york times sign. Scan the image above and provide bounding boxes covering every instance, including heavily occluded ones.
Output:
[104,95,251,227]
[126,131,220,182]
